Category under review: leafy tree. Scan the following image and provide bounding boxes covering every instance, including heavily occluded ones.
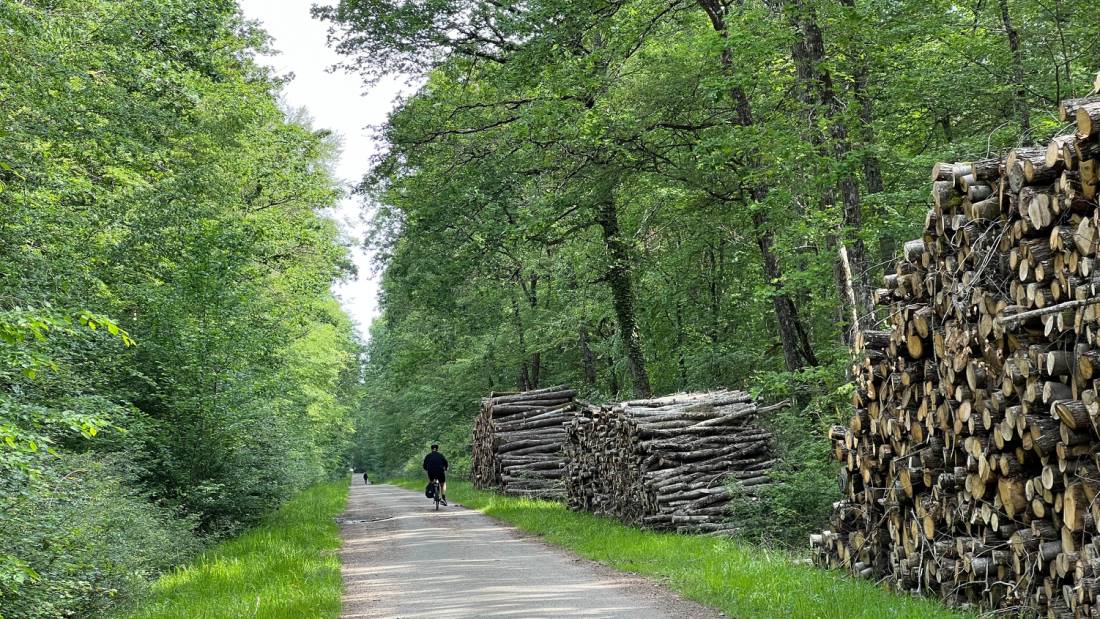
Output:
[0,1,364,614]
[319,0,1100,544]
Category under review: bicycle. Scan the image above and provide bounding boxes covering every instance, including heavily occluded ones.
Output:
[429,479,444,510]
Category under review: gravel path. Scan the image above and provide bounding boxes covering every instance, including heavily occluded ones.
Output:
[339,478,724,618]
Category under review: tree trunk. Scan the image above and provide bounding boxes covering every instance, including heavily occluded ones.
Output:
[510,293,531,390]
[579,326,597,387]
[529,352,541,390]
[675,299,689,389]
[696,0,817,371]
[519,272,541,389]
[786,0,872,338]
[485,340,500,390]
[607,355,620,396]
[596,199,652,397]
[855,80,884,196]
[850,67,893,264]
[754,210,818,371]
[706,243,723,346]
[998,0,1031,139]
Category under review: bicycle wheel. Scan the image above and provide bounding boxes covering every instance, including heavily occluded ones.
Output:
[434,484,441,510]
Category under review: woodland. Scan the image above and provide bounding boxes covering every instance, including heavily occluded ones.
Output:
[1,1,361,616]
[320,0,1100,542]
[3,0,1100,616]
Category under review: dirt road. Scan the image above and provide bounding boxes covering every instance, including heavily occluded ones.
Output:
[339,479,723,618]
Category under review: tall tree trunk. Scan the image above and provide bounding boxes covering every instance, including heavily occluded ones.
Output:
[524,272,541,389]
[998,0,1031,139]
[608,357,620,396]
[696,0,817,371]
[841,29,891,264]
[579,326,598,387]
[485,340,500,390]
[596,199,652,397]
[706,244,721,346]
[510,293,531,390]
[755,211,818,371]
[529,352,541,390]
[786,0,872,341]
[836,0,884,196]
[675,299,689,389]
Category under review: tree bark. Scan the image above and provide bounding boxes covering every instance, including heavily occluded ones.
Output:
[755,210,818,370]
[998,0,1031,140]
[836,2,889,264]
[706,242,724,347]
[579,326,598,387]
[518,271,541,389]
[528,273,540,388]
[485,340,500,390]
[786,0,872,340]
[696,0,817,371]
[510,292,531,390]
[675,299,689,389]
[596,199,652,397]
[607,355,620,396]
[855,77,885,197]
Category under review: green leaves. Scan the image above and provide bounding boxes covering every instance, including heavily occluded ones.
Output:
[0,1,363,615]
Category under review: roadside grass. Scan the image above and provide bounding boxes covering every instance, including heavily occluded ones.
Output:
[122,480,348,619]
[393,479,969,619]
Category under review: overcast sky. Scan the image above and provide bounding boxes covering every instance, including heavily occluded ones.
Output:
[237,0,402,339]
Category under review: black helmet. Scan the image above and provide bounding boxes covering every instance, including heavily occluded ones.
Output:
[430,443,439,449]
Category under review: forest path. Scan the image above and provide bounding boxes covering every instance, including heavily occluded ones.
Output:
[338,479,723,618]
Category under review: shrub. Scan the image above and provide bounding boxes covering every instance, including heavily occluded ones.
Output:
[0,453,201,619]
[727,362,850,548]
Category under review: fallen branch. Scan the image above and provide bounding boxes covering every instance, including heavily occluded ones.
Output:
[995,296,1100,326]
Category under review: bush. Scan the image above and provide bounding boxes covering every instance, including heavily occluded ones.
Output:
[0,453,201,619]
[727,447,839,548]
[727,363,850,548]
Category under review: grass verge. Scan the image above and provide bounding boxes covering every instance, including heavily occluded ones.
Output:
[393,479,968,619]
[122,479,348,619]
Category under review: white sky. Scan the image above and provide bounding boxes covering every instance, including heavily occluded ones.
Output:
[238,0,404,339]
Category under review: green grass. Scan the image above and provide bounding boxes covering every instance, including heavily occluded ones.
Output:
[393,479,969,619]
[122,480,348,619]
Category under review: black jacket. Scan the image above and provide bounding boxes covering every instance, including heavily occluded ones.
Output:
[423,451,448,477]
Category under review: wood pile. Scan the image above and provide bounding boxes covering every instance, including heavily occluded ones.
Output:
[471,384,577,498]
[811,97,1100,615]
[564,391,780,535]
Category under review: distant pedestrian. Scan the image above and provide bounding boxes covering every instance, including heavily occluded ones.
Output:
[362,471,371,485]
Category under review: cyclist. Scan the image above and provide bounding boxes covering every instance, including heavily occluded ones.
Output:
[422,443,449,505]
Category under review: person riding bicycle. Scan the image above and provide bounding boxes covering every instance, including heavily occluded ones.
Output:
[423,443,449,505]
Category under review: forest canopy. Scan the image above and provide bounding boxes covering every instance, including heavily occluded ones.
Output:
[316,0,1100,499]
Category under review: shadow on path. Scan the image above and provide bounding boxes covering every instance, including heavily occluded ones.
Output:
[339,480,723,619]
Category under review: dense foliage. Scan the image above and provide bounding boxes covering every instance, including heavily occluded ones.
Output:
[317,0,1100,539]
[0,1,361,616]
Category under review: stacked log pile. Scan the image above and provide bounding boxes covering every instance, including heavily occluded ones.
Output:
[811,97,1100,615]
[471,385,577,498]
[564,391,779,534]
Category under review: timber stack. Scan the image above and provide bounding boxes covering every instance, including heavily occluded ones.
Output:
[471,385,577,498]
[564,391,779,534]
[811,96,1100,616]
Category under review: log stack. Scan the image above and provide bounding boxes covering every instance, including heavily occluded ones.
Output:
[471,385,578,498]
[811,97,1100,616]
[564,391,779,534]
